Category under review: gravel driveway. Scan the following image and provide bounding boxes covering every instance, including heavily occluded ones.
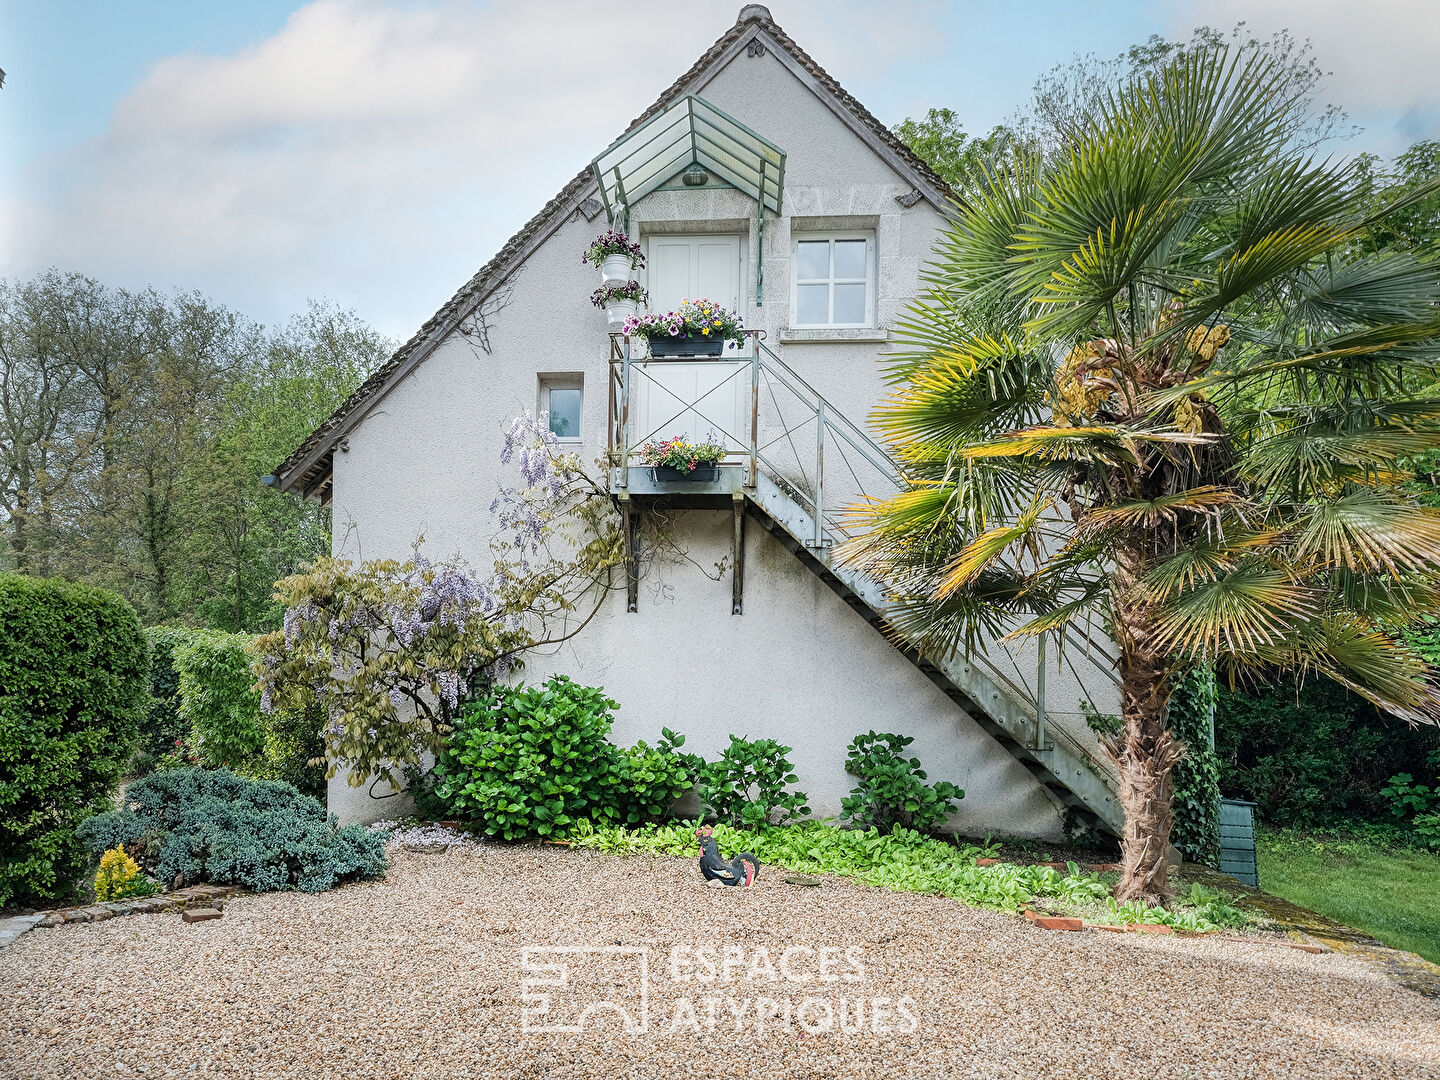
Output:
[3,843,1438,1080]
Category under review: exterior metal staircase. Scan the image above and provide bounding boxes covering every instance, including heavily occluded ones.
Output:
[608,333,1124,834]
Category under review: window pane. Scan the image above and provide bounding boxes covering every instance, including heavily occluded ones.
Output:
[833,239,867,280]
[547,387,582,439]
[833,283,866,324]
[796,284,829,325]
[796,240,830,281]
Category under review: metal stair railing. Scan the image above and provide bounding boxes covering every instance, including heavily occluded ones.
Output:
[607,332,1123,798]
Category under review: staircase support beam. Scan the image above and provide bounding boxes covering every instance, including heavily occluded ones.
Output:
[731,493,746,615]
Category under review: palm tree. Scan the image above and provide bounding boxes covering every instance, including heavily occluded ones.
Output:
[847,44,1440,903]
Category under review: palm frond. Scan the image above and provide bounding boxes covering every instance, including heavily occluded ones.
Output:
[935,493,1054,598]
[1292,493,1440,576]
[1155,562,1318,654]
[1140,529,1283,600]
[1079,486,1240,532]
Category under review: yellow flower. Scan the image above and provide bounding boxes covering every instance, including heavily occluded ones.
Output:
[701,328,711,335]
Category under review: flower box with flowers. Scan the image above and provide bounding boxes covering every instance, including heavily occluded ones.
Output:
[621,299,744,358]
[638,435,726,481]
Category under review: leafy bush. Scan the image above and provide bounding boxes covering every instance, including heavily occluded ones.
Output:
[94,846,156,902]
[1216,677,1438,823]
[137,626,209,769]
[1380,749,1440,849]
[0,573,148,907]
[840,731,962,833]
[256,704,326,799]
[612,731,695,823]
[169,630,323,794]
[174,630,266,769]
[1168,667,1221,865]
[434,676,695,839]
[698,736,810,828]
[76,768,387,893]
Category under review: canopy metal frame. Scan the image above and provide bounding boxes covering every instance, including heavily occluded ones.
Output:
[591,94,786,305]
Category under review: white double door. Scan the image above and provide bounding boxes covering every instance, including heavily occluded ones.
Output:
[634,234,747,452]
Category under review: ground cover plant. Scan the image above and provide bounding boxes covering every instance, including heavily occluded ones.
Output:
[76,767,387,894]
[1258,827,1440,963]
[569,819,1251,932]
[0,573,148,907]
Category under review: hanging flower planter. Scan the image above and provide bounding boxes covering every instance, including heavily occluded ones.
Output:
[592,281,648,327]
[583,230,645,288]
[639,435,725,482]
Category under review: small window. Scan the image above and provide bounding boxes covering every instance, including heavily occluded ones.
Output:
[791,233,874,328]
[540,376,583,442]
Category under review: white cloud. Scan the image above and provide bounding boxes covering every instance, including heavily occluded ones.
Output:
[1169,0,1440,149]
[6,0,940,337]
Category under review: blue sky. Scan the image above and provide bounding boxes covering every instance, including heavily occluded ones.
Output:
[1,0,1436,339]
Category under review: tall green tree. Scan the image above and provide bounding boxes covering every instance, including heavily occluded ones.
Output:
[893,108,1011,190]
[182,302,389,631]
[850,43,1440,902]
[0,272,386,629]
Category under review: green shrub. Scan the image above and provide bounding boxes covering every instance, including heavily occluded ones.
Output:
[76,767,386,893]
[0,573,148,907]
[434,676,694,839]
[0,576,147,904]
[840,731,962,833]
[169,630,322,794]
[139,626,208,766]
[1168,666,1221,865]
[1380,750,1440,849]
[173,630,266,769]
[1216,677,1438,823]
[256,704,326,799]
[698,735,810,829]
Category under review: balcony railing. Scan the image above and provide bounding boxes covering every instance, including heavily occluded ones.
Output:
[605,329,1123,780]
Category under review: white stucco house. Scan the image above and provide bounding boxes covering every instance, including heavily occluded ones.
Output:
[274,5,1123,839]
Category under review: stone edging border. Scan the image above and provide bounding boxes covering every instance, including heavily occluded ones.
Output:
[0,884,239,949]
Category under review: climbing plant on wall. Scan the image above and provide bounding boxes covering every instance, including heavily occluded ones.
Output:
[1168,666,1220,866]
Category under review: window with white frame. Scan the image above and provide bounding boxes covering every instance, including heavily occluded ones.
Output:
[539,376,583,442]
[791,233,874,328]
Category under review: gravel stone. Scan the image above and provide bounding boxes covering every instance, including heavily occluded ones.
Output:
[2,845,1438,1079]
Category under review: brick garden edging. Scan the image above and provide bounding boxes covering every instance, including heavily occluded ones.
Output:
[0,884,239,950]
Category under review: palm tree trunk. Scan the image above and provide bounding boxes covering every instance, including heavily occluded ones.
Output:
[1108,538,1186,904]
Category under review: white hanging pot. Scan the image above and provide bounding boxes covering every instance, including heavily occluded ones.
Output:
[600,254,633,286]
[605,298,638,327]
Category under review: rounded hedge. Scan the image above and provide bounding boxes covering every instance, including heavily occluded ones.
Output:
[0,573,148,906]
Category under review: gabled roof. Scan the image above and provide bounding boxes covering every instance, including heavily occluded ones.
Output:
[275,4,955,500]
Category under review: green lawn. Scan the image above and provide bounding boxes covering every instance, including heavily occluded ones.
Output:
[1258,829,1440,965]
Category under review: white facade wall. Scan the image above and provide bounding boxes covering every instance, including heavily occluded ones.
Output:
[325,44,1113,836]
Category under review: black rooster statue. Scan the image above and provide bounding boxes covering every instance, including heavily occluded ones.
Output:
[696,826,759,887]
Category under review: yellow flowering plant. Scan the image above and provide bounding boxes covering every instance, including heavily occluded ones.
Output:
[94,846,159,902]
